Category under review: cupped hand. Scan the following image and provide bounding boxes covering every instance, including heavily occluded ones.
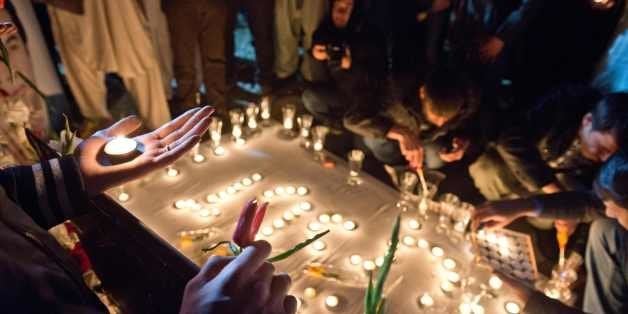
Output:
[180,241,297,314]
[439,137,469,163]
[77,107,214,195]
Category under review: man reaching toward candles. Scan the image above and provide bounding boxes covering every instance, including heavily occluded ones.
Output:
[472,152,628,314]
[0,106,296,314]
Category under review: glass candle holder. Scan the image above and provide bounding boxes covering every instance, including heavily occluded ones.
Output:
[229,109,245,144]
[246,103,259,130]
[347,149,365,186]
[312,125,330,160]
[209,117,224,156]
[191,142,205,163]
[279,104,297,139]
[297,114,314,148]
[452,202,474,233]
[396,171,418,211]
[260,96,272,126]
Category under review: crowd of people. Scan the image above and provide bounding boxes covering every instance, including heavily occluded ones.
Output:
[0,0,628,313]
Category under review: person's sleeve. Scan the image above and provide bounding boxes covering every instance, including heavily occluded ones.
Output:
[495,0,545,44]
[524,291,587,314]
[343,80,397,138]
[0,156,88,229]
[494,127,556,192]
[528,191,605,222]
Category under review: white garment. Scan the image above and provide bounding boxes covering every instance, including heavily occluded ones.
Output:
[48,0,171,129]
[142,0,174,99]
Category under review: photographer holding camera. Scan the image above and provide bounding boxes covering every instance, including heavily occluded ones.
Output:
[302,0,386,128]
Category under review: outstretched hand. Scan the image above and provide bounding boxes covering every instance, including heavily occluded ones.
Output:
[471,198,536,231]
[77,107,214,195]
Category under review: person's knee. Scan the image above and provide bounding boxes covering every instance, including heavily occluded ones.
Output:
[364,138,404,165]
[588,219,622,255]
[302,89,324,114]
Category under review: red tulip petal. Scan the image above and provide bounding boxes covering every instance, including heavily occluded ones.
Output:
[233,199,258,247]
[248,202,268,242]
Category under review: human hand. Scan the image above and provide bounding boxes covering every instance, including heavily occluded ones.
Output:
[387,126,424,169]
[431,0,451,12]
[479,36,504,63]
[0,21,15,37]
[340,47,352,70]
[180,241,297,314]
[77,107,213,195]
[439,137,469,163]
[472,199,536,231]
[312,45,328,61]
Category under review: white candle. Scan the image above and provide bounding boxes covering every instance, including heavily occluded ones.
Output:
[362,260,376,271]
[226,187,237,195]
[213,146,226,156]
[418,239,429,249]
[193,153,205,163]
[419,293,434,307]
[403,235,417,246]
[408,219,421,230]
[117,192,130,202]
[174,200,187,210]
[325,295,339,308]
[285,186,296,194]
[206,194,219,203]
[283,211,295,221]
[263,190,275,198]
[299,201,313,211]
[443,258,457,270]
[166,166,179,177]
[375,256,385,267]
[343,220,357,231]
[308,222,323,232]
[242,178,253,186]
[431,246,445,257]
[312,240,326,251]
[304,287,317,299]
[504,301,521,314]
[261,226,274,236]
[297,186,309,196]
[199,209,210,217]
[104,137,137,156]
[331,213,343,223]
[440,280,455,294]
[318,214,331,224]
[275,186,286,195]
[210,208,221,216]
[446,272,461,284]
[273,219,286,229]
[349,254,362,265]
[488,275,503,290]
[252,173,263,181]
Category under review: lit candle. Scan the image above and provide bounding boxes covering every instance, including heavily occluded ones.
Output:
[443,258,457,270]
[325,295,339,308]
[299,201,313,211]
[403,235,417,246]
[488,275,503,290]
[312,240,326,251]
[261,226,274,236]
[308,222,323,232]
[226,187,237,195]
[304,287,317,299]
[242,178,253,186]
[252,173,263,181]
[285,186,296,194]
[206,194,219,203]
[210,208,221,216]
[408,219,421,230]
[193,154,205,163]
[275,186,285,195]
[174,200,187,210]
[199,209,210,217]
[273,219,286,229]
[418,239,429,249]
[263,190,275,198]
[418,293,434,308]
[233,182,244,191]
[213,146,225,156]
[343,220,357,231]
[331,213,343,224]
[504,301,521,314]
[104,137,139,163]
[291,207,302,216]
[318,214,331,224]
[349,254,362,265]
[218,191,228,199]
[166,165,179,177]
[283,211,295,221]
[362,260,376,271]
[375,256,385,267]
[446,272,461,284]
[440,280,455,294]
[297,186,309,196]
[117,192,130,202]
[431,246,444,257]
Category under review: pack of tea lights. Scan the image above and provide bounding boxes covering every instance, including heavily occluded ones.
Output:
[474,229,538,281]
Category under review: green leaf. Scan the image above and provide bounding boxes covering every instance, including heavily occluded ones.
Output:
[365,272,374,314]
[371,215,401,313]
[201,240,232,253]
[267,230,330,263]
[16,71,46,100]
[60,114,76,156]
[376,298,386,314]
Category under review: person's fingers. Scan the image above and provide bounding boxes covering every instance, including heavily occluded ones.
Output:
[217,241,272,292]
[264,273,292,314]
[199,256,234,281]
[243,262,275,311]
[153,107,201,139]
[160,106,213,145]
[164,115,211,151]
[153,135,200,165]
[104,115,142,137]
[283,295,298,314]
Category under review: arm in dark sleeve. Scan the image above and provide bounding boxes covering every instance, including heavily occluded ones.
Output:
[343,80,397,138]
[495,0,545,43]
[525,291,587,314]
[529,191,605,222]
[0,156,88,229]
[37,0,84,14]
[494,127,555,192]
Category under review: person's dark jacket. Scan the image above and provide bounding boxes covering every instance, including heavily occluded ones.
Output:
[311,1,387,111]
[0,157,107,313]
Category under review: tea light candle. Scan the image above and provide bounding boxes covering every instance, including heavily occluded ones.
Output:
[504,301,521,314]
[440,280,455,294]
[104,137,139,163]
[488,275,503,290]
[275,186,286,195]
[443,258,457,270]
[312,240,326,251]
[299,201,313,211]
[349,254,362,265]
[318,214,331,223]
[418,239,429,249]
[408,219,421,230]
[308,222,323,232]
[304,287,317,299]
[375,256,385,267]
[213,146,226,156]
[261,226,274,236]
[325,295,339,308]
[174,200,187,210]
[166,166,179,177]
[193,153,205,163]
[291,207,302,216]
[117,192,130,202]
[226,187,237,195]
[362,260,376,271]
[263,190,275,198]
[418,293,434,308]
[252,173,263,181]
[199,209,211,217]
[286,186,296,194]
[402,235,417,246]
[331,213,343,223]
[242,178,253,186]
[206,194,219,203]
[283,211,295,221]
[446,272,461,284]
[297,186,309,196]
[210,208,221,216]
[431,246,445,257]
[233,182,244,191]
[273,219,286,229]
[218,191,228,199]
[343,220,357,231]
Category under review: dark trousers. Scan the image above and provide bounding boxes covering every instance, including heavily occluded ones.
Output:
[164,0,228,115]
[228,0,275,94]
